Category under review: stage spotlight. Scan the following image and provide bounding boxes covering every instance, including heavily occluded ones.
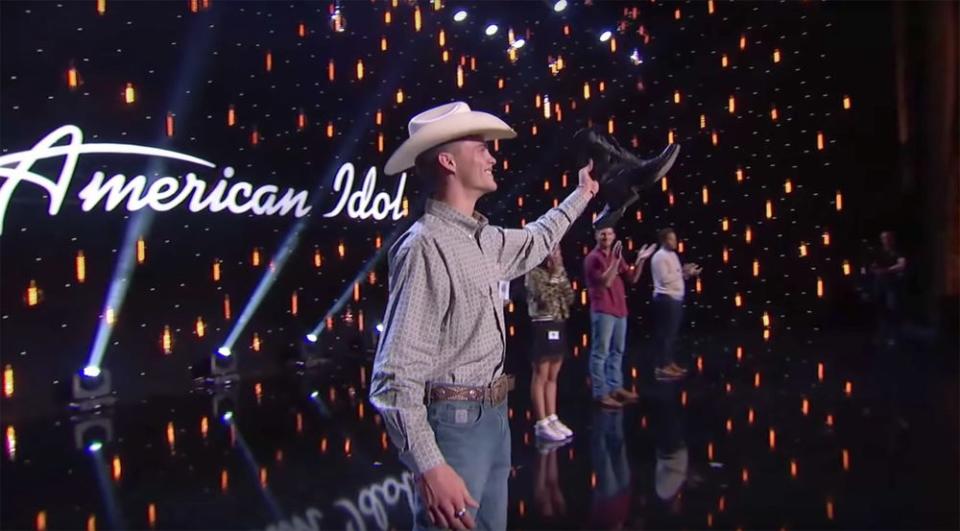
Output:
[194,347,239,387]
[305,333,318,344]
[221,411,234,423]
[599,30,613,42]
[310,390,320,400]
[73,415,113,452]
[553,0,568,12]
[376,323,384,333]
[453,9,468,22]
[630,48,643,65]
[485,24,499,36]
[71,367,117,412]
[511,38,526,49]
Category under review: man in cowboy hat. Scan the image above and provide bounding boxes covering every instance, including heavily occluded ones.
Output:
[369,101,598,530]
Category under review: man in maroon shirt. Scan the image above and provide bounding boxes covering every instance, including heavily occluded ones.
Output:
[584,227,656,408]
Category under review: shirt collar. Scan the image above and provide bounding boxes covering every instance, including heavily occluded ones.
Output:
[425,199,489,237]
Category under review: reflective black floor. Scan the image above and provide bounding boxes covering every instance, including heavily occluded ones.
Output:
[2,326,957,530]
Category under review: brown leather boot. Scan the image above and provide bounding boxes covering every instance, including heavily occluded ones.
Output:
[596,394,623,409]
[612,388,639,402]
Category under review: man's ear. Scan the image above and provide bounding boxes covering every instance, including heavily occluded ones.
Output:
[437,150,456,174]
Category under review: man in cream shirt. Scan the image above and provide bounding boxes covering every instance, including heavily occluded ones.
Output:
[650,228,701,381]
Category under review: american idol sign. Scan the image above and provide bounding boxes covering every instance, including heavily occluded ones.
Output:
[0,125,407,236]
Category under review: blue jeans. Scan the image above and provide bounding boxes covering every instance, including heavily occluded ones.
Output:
[652,295,684,368]
[589,311,627,399]
[591,409,630,499]
[414,400,510,530]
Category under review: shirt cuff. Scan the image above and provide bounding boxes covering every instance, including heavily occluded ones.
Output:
[401,439,446,476]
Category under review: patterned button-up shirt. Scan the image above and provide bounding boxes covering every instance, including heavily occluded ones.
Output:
[370,188,592,474]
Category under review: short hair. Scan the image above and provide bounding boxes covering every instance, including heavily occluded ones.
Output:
[658,228,676,244]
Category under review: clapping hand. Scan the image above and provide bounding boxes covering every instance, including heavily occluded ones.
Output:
[634,243,657,265]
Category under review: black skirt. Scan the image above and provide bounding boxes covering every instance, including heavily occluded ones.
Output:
[529,320,569,362]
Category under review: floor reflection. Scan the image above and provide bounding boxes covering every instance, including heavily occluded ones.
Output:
[1,329,957,530]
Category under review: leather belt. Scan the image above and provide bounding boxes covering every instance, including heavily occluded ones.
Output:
[425,374,515,406]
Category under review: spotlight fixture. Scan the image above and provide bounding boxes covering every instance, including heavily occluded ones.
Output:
[630,48,643,65]
[73,416,113,452]
[485,24,499,36]
[193,347,239,387]
[376,323,385,333]
[599,30,613,42]
[70,367,117,412]
[305,333,318,343]
[217,346,232,357]
[511,38,526,49]
[553,0,568,12]
[453,9,468,22]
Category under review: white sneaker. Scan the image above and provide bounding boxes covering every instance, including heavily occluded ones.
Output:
[534,419,567,442]
[548,414,574,438]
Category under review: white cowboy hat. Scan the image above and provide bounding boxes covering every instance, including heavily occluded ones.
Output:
[384,101,517,176]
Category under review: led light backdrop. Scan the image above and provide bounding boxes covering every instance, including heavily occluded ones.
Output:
[0,1,897,416]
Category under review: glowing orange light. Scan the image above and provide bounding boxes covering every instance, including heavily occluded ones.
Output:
[737,346,743,362]
[583,82,591,100]
[164,112,175,137]
[456,65,464,88]
[105,307,116,325]
[843,95,852,109]
[739,34,747,50]
[773,49,781,63]
[2,365,13,398]
[223,295,232,320]
[771,106,779,121]
[250,128,259,146]
[702,186,709,204]
[736,168,744,182]
[265,51,273,72]
[325,121,335,138]
[161,325,173,355]
[200,416,209,439]
[835,191,843,211]
[817,277,825,298]
[220,469,229,492]
[799,243,808,257]
[380,36,388,52]
[252,333,261,352]
[327,59,335,81]
[766,199,774,219]
[607,117,615,134]
[290,291,299,316]
[67,66,80,89]
[581,290,588,306]
[395,88,404,104]
[298,22,306,38]
[745,226,753,243]
[818,362,825,382]
[662,176,669,192]
[124,83,136,104]
[668,129,676,144]
[147,503,157,528]
[726,418,733,432]
[826,499,835,520]
[384,10,392,24]
[844,380,853,397]
[753,259,760,277]
[696,277,702,293]
[784,178,792,193]
[353,282,360,303]
[754,372,762,388]
[708,0,715,14]
[721,54,729,68]
[699,114,706,129]
[195,316,205,338]
[355,59,364,81]
[24,280,40,307]
[112,455,122,481]
[711,130,719,145]
[723,247,730,263]
[842,260,851,276]
[227,105,236,126]
[768,428,776,449]
[413,6,422,31]
[762,312,771,328]
[728,95,736,114]
[166,421,176,450]
[707,442,715,460]
[722,218,730,232]
[136,237,146,264]
[96,0,106,15]
[802,398,810,416]
[790,459,798,478]
[817,131,825,150]
[189,0,199,13]
[72,250,88,283]
[826,413,834,427]
[86,515,96,531]
[842,449,850,471]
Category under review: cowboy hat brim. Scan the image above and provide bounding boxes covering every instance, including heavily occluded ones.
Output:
[384,111,517,175]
